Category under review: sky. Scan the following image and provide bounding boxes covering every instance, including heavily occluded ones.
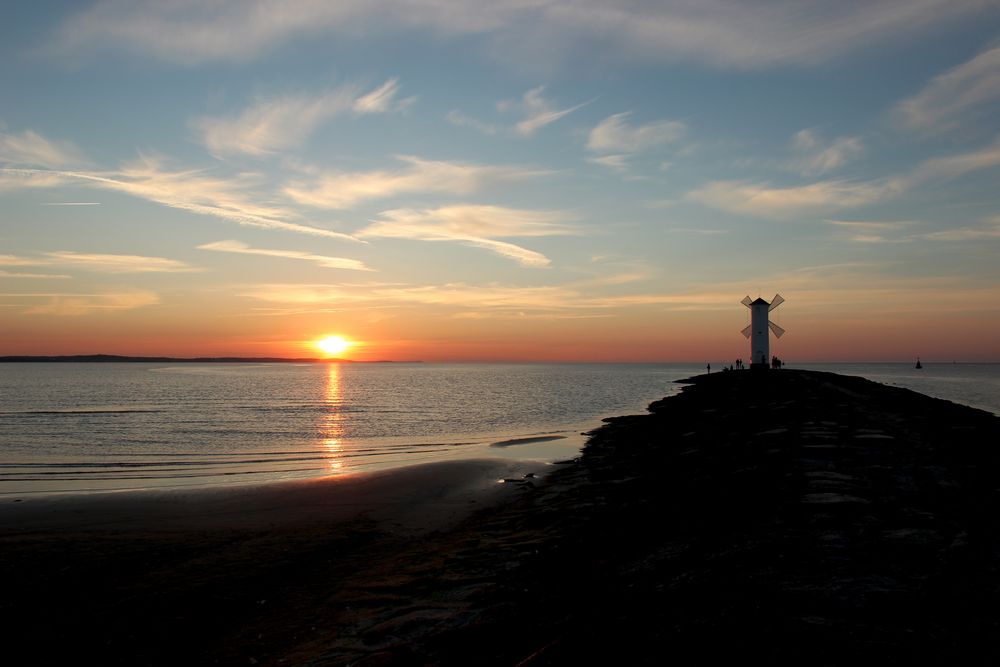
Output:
[1,0,999,362]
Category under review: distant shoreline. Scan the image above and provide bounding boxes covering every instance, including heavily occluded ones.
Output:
[0,354,419,363]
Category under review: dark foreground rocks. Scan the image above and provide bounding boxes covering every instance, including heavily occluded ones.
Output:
[4,370,1000,665]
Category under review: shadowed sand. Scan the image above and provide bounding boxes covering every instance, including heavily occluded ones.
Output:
[3,369,1000,665]
[0,459,546,534]
[491,434,567,447]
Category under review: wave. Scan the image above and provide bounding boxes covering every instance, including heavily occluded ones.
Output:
[0,466,329,482]
[4,408,163,415]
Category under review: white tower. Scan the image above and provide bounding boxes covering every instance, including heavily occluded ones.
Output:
[741,294,784,369]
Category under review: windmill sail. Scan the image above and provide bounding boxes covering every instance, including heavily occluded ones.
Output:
[768,321,785,338]
[769,294,784,311]
[741,324,752,338]
[741,295,753,307]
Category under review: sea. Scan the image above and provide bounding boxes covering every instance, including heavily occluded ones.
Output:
[1,361,997,496]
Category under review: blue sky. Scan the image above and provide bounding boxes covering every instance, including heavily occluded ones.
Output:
[2,1,999,361]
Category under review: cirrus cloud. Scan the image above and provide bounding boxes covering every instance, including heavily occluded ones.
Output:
[195,79,408,157]
[687,179,897,218]
[0,251,199,273]
[48,1,991,70]
[896,43,1000,133]
[1,129,87,168]
[689,137,1000,218]
[11,289,161,316]
[2,146,360,242]
[790,129,865,175]
[504,86,591,136]
[197,240,373,271]
[284,155,549,210]
[586,112,685,154]
[359,205,575,267]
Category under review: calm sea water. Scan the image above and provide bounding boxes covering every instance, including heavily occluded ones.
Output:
[0,362,701,495]
[1,362,997,496]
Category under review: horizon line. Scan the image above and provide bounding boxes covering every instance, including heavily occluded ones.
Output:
[1,354,996,364]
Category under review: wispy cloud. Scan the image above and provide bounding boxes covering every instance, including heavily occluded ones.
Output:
[0,270,70,280]
[284,155,547,209]
[687,179,897,218]
[587,112,685,153]
[238,279,751,316]
[643,199,676,209]
[359,205,574,267]
[825,220,917,231]
[540,1,991,69]
[1,251,199,273]
[668,228,727,235]
[197,240,373,271]
[445,110,499,135]
[0,255,44,267]
[921,215,1000,241]
[0,168,71,190]
[824,219,918,243]
[790,129,864,175]
[501,86,590,136]
[448,86,588,137]
[49,1,989,69]
[352,78,414,114]
[238,281,582,313]
[0,129,86,168]
[896,43,1000,133]
[79,157,359,239]
[14,289,160,316]
[237,284,375,306]
[586,154,630,172]
[715,263,1000,317]
[195,79,405,157]
[3,155,359,241]
[690,138,1000,219]
[824,216,1000,243]
[47,251,198,273]
[908,136,1000,182]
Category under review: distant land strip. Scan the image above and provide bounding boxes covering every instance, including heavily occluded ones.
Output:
[0,354,418,363]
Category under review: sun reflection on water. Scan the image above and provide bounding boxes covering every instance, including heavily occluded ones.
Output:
[320,363,346,473]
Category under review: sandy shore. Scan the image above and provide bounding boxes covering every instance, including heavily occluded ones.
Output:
[4,369,1000,665]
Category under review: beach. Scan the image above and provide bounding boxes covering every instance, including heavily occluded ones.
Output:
[3,369,1000,665]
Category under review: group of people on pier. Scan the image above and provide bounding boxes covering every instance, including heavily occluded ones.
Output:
[712,355,785,373]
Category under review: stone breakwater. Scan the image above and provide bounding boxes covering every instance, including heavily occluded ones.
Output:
[3,369,1000,666]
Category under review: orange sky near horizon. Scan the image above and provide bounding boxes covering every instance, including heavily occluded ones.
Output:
[3,289,997,362]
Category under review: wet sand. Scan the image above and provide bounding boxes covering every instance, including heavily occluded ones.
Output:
[0,459,545,534]
[3,369,1000,665]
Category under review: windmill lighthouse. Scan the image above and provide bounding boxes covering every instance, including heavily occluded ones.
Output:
[741,294,785,369]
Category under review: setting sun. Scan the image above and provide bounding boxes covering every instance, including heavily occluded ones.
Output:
[315,336,352,357]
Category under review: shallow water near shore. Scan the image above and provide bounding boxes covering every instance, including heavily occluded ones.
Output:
[1,361,996,496]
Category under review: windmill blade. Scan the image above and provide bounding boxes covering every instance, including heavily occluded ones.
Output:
[769,294,784,311]
[768,321,785,338]
[741,295,753,307]
[741,324,752,338]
